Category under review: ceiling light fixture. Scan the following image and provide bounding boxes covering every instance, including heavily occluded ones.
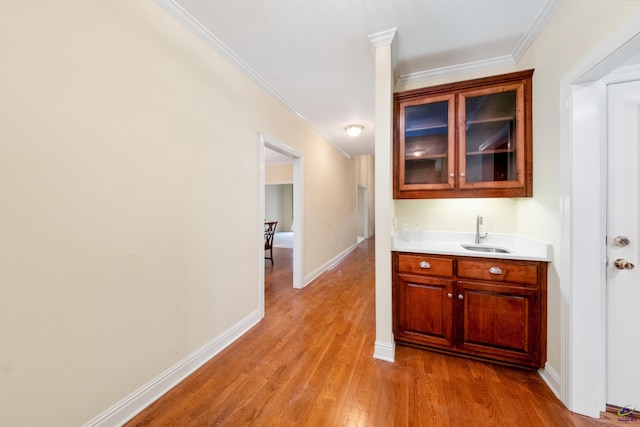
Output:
[345,124,364,137]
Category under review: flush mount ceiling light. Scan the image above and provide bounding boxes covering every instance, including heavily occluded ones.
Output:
[345,124,364,137]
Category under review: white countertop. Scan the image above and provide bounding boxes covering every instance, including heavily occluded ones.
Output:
[391,230,553,262]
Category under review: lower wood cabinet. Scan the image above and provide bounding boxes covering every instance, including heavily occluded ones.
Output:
[393,252,548,368]
[397,273,454,348]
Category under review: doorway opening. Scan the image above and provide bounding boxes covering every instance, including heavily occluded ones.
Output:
[562,18,640,418]
[259,134,304,316]
[357,185,368,243]
[266,183,293,247]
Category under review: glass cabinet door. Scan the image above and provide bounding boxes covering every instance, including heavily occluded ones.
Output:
[398,94,455,190]
[458,83,525,190]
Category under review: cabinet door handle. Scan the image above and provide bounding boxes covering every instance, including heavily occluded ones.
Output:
[458,294,464,300]
[419,261,431,269]
[449,173,455,178]
[460,172,466,177]
[447,293,453,299]
[489,266,503,275]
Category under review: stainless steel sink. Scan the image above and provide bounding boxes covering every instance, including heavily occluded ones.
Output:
[461,244,511,254]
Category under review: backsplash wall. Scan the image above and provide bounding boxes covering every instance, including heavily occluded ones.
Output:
[394,198,518,234]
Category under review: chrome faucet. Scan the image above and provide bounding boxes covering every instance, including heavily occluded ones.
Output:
[475,214,487,244]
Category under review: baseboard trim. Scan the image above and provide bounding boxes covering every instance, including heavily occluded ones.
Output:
[538,361,561,400]
[303,242,358,287]
[373,340,396,362]
[84,310,263,427]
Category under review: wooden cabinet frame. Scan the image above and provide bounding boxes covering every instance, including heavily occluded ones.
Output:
[394,69,534,199]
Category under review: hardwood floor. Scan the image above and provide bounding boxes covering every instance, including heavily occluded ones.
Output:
[127,238,620,426]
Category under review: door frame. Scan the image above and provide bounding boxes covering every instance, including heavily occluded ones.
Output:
[560,15,640,417]
[259,133,304,315]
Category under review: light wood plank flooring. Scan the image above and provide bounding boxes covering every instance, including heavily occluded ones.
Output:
[127,238,621,426]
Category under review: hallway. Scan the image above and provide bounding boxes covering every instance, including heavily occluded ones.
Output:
[127,238,617,426]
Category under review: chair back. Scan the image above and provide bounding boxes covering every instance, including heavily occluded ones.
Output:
[264,221,277,249]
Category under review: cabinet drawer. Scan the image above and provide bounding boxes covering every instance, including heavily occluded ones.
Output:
[456,258,539,286]
[397,254,454,277]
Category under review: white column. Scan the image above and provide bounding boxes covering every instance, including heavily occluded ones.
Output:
[369,28,397,362]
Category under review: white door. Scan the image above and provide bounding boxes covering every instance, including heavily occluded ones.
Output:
[606,80,640,411]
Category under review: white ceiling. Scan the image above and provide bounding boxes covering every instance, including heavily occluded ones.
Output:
[158,0,562,158]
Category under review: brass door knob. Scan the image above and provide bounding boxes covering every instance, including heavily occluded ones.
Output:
[614,258,635,270]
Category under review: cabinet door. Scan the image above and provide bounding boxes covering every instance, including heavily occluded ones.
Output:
[457,81,530,193]
[455,280,540,367]
[396,94,456,191]
[395,273,454,348]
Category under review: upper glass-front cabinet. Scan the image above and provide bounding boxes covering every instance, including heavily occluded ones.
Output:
[394,70,533,199]
[400,94,455,190]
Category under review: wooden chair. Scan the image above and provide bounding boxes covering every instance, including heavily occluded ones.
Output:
[264,221,278,265]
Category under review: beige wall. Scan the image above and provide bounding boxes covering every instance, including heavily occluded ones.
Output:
[265,184,293,231]
[392,0,640,380]
[0,1,357,426]
[303,148,357,272]
[265,162,293,184]
[394,198,518,234]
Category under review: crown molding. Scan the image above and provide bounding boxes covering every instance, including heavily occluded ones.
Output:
[152,0,349,158]
[396,55,515,89]
[396,0,564,90]
[512,0,564,61]
[368,28,397,48]
[369,28,399,84]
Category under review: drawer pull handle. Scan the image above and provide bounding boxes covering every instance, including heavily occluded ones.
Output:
[489,267,503,275]
[447,293,453,299]
[419,261,431,269]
